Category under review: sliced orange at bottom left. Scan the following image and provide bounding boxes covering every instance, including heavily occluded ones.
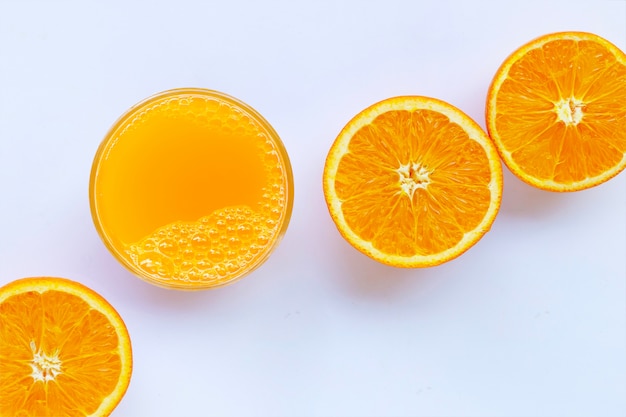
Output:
[0,277,132,417]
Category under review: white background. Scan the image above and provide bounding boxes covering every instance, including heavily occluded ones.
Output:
[1,1,625,416]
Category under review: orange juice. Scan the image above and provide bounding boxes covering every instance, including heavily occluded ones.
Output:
[90,89,293,290]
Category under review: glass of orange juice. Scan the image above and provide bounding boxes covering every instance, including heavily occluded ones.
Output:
[89,88,294,290]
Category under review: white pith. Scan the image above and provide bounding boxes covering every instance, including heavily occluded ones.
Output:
[30,341,62,382]
[555,97,584,125]
[397,162,431,198]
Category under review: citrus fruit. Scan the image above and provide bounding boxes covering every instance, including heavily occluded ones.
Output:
[0,277,132,417]
[486,31,626,191]
[90,88,293,290]
[323,96,503,267]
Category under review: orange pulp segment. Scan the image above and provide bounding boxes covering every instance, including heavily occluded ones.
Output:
[486,31,626,191]
[323,96,503,267]
[0,277,132,417]
[90,89,293,290]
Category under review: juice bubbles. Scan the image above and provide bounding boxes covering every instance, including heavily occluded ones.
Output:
[90,89,294,290]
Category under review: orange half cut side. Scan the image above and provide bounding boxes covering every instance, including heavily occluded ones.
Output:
[323,96,503,267]
[0,277,132,417]
[486,31,626,191]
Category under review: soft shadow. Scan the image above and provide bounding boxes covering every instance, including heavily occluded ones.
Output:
[345,260,448,302]
[498,166,575,218]
[326,233,452,303]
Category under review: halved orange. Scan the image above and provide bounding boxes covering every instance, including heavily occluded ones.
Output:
[486,31,626,191]
[323,96,503,267]
[0,277,132,417]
